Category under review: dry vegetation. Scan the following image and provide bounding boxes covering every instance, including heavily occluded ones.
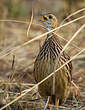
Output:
[0,0,85,110]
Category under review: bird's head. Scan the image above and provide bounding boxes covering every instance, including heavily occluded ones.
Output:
[40,13,58,31]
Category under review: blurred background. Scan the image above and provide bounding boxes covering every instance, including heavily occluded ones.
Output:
[0,0,85,109]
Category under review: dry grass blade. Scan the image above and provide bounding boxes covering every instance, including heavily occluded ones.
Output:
[53,32,81,51]
[61,24,85,54]
[0,15,85,60]
[0,81,35,86]
[81,107,85,110]
[27,8,34,37]
[71,81,79,90]
[60,7,85,25]
[0,19,40,26]
[0,19,28,24]
[44,96,50,110]
[0,23,85,110]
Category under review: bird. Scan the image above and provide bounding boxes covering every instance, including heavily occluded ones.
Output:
[34,13,72,109]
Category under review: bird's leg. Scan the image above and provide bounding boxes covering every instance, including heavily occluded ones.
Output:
[55,98,59,110]
[48,96,53,110]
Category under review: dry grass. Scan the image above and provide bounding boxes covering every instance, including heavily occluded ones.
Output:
[0,8,85,110]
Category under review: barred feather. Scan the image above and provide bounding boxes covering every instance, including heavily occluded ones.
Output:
[35,33,72,81]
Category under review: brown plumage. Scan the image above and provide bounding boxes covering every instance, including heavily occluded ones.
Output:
[34,13,72,106]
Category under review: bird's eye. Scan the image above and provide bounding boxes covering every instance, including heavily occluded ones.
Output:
[49,15,52,19]
[43,16,48,20]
